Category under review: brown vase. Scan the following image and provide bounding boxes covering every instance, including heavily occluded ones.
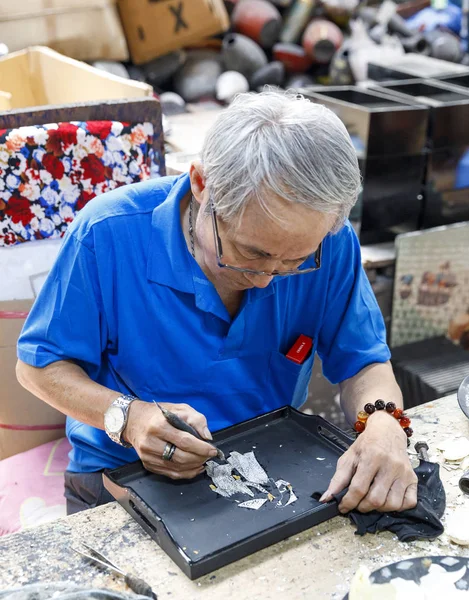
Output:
[302,19,344,64]
[232,0,282,49]
[273,43,313,72]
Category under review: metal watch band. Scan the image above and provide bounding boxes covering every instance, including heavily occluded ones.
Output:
[107,394,137,448]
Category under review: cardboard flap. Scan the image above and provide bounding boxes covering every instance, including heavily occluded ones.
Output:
[0,0,115,21]
[0,46,152,110]
[0,5,129,62]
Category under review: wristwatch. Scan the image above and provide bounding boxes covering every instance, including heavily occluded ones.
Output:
[104,395,137,448]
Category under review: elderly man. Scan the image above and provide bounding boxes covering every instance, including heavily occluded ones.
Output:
[16,90,417,516]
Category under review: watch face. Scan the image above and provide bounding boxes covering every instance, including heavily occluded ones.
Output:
[105,405,125,434]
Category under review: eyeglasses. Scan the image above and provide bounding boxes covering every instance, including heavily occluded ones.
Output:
[210,202,322,277]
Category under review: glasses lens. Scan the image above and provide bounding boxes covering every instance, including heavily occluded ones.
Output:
[212,202,321,276]
[222,259,320,277]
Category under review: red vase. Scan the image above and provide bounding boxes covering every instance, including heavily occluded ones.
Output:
[232,0,282,49]
[302,19,344,64]
[273,43,313,72]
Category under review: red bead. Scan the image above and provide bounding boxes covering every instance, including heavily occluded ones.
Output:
[393,408,404,419]
[375,399,386,410]
[354,421,366,433]
[404,427,413,438]
[386,402,396,413]
[364,403,376,415]
[399,416,411,428]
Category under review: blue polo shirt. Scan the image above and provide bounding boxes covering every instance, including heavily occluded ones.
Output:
[17,173,390,473]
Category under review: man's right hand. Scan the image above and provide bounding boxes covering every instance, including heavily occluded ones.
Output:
[123,401,218,479]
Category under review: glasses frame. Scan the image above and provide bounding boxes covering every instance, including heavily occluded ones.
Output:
[210,202,322,277]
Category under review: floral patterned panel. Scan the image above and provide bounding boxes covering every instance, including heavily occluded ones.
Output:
[0,121,159,247]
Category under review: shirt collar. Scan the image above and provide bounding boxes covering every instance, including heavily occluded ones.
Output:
[147,173,195,294]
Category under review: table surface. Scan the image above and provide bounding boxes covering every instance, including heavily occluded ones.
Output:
[1,395,468,600]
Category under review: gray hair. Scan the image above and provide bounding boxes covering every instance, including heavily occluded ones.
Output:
[201,89,361,233]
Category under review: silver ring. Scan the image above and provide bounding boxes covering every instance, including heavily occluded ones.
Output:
[162,443,176,461]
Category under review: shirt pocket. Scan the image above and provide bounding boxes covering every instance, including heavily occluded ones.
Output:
[269,346,316,410]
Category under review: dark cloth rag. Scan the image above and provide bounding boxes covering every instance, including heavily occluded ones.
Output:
[321,460,445,542]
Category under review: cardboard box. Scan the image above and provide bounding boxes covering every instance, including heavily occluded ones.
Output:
[0,240,67,460]
[118,0,230,65]
[0,46,153,111]
[0,300,66,461]
[0,0,128,62]
[0,91,11,111]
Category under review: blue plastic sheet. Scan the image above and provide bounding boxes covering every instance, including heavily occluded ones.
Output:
[406,4,462,34]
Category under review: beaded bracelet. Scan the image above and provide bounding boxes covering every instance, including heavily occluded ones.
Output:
[354,400,413,439]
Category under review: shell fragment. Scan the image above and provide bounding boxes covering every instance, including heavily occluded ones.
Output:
[440,438,469,462]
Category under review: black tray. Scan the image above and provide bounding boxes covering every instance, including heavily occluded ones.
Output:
[103,407,354,579]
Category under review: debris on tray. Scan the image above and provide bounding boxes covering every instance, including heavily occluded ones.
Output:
[275,479,298,507]
[205,461,254,498]
[238,498,269,510]
[227,451,270,485]
[206,451,297,510]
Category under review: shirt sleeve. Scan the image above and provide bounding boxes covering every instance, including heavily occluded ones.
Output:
[317,223,391,384]
[17,230,107,377]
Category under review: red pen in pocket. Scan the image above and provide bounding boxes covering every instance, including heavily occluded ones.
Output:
[286,334,313,365]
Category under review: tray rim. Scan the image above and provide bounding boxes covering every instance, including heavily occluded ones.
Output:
[103,406,354,579]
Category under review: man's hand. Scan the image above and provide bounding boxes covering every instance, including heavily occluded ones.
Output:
[320,411,418,513]
[124,401,218,480]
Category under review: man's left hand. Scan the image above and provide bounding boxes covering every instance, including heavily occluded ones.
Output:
[320,410,418,513]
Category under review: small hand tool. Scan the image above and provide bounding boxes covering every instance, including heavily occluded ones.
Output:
[72,542,157,599]
[155,402,225,461]
[457,375,469,420]
[456,376,469,494]
[414,441,430,462]
[459,471,469,495]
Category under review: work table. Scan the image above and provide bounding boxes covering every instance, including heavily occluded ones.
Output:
[1,395,469,600]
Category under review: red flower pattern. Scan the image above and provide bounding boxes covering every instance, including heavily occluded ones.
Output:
[86,121,113,140]
[1,231,16,245]
[76,190,96,211]
[81,154,106,185]
[42,153,65,180]
[5,194,34,225]
[0,120,160,246]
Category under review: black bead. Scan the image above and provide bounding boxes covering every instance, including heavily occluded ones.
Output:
[375,399,386,410]
[404,427,413,438]
[364,403,376,415]
[386,402,396,413]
